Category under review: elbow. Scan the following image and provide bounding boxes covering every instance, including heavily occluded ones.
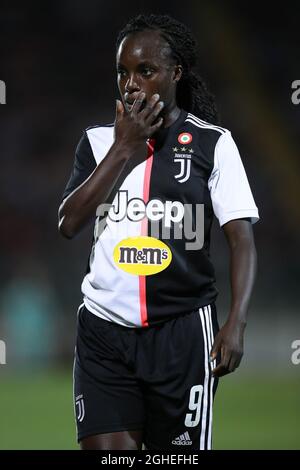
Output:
[233,237,258,277]
[58,223,74,240]
[58,216,74,239]
[58,207,76,239]
[58,199,90,239]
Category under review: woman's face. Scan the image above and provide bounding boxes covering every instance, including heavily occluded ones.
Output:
[116,30,181,115]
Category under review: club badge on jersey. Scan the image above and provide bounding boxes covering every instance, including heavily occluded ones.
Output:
[173,143,194,184]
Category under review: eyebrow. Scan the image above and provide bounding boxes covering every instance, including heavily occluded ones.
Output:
[116,61,158,69]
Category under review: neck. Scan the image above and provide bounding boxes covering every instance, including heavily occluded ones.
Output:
[162,104,181,128]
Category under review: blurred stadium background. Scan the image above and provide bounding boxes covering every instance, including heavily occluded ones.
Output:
[0,0,299,449]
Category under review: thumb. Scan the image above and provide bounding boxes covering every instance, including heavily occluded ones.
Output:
[115,99,124,120]
[210,335,222,361]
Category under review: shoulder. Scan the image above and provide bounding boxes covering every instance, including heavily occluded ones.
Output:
[84,122,114,142]
[83,123,114,165]
[181,112,233,164]
[86,122,114,132]
[184,112,229,136]
[184,112,231,148]
[75,123,114,158]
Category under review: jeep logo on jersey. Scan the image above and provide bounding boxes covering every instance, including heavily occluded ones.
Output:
[108,191,184,228]
[178,132,192,145]
[113,236,172,275]
[96,191,205,251]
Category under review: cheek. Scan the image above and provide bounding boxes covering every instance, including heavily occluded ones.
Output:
[158,83,175,104]
[143,83,156,98]
[117,78,124,92]
[144,82,169,102]
[157,75,176,100]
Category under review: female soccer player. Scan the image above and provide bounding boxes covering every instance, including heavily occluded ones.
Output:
[58,14,259,450]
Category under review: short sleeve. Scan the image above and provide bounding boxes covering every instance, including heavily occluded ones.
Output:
[208,131,260,227]
[61,131,97,202]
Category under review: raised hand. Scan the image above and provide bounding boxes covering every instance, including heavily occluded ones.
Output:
[114,92,164,148]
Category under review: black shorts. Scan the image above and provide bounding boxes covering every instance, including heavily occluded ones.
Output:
[73,303,220,450]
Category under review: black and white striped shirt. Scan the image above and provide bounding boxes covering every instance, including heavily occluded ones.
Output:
[62,109,259,327]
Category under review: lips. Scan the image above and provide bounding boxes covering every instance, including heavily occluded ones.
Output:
[125,99,134,112]
[124,103,133,113]
[125,97,146,112]
[125,101,134,110]
[124,93,138,105]
[124,93,146,111]
[125,99,135,106]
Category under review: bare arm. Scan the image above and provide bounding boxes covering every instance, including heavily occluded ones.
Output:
[58,138,134,239]
[210,218,257,377]
[58,93,164,238]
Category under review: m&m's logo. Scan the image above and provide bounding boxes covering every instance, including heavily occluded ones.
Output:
[113,236,172,276]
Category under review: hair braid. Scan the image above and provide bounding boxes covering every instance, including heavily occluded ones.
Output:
[116,14,219,124]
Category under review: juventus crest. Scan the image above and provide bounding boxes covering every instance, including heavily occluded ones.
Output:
[75,394,85,422]
[173,146,194,183]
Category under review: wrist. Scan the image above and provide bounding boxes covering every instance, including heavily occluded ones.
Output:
[227,314,247,329]
[114,136,145,154]
[111,140,133,162]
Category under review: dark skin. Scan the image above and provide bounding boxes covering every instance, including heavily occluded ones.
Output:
[58,30,257,450]
[212,217,257,376]
[58,30,182,239]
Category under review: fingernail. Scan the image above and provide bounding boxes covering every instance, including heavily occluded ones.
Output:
[159,101,164,107]
[153,93,159,100]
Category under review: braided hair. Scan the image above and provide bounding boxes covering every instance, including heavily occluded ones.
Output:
[116,14,219,124]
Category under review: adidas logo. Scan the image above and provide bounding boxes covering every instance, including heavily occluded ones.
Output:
[172,431,192,445]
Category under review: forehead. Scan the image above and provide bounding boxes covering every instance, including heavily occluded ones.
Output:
[116,30,172,65]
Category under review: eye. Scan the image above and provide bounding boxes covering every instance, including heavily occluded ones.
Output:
[141,68,154,77]
[117,69,127,78]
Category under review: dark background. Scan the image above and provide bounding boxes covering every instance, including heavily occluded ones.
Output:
[0,0,299,449]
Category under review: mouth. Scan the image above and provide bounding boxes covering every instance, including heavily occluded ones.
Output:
[125,102,134,112]
[125,100,147,113]
[124,94,146,112]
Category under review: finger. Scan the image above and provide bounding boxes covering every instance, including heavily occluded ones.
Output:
[210,337,222,361]
[149,117,164,135]
[211,345,231,377]
[211,364,230,378]
[145,100,164,126]
[228,357,237,372]
[221,347,231,370]
[115,99,124,120]
[228,353,242,372]
[141,93,160,119]
[131,92,146,115]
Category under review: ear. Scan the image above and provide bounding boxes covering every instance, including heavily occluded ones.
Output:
[173,64,183,83]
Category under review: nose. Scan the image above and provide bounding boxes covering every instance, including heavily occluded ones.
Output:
[125,74,140,93]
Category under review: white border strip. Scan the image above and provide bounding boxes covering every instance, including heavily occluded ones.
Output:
[198,307,210,449]
[186,113,226,134]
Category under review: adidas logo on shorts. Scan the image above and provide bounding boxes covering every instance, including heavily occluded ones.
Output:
[172,431,192,445]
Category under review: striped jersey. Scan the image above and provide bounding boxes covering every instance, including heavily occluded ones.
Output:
[62,109,259,327]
